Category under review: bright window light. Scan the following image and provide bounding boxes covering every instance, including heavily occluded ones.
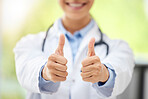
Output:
[2,0,39,34]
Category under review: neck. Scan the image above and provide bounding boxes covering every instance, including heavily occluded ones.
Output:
[62,15,91,34]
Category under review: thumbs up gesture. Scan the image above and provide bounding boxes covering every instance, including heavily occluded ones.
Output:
[81,38,109,83]
[42,34,68,83]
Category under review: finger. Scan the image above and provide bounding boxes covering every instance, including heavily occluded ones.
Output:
[82,76,94,83]
[87,37,95,57]
[81,71,93,78]
[81,56,100,66]
[49,54,67,65]
[51,74,66,82]
[54,63,67,72]
[48,61,67,71]
[55,34,65,56]
[81,64,95,72]
[51,69,68,77]
[81,63,102,73]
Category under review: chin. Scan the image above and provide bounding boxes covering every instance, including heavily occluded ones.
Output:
[66,13,89,20]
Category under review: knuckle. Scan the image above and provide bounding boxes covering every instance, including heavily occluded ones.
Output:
[49,54,54,59]
[60,56,68,65]
[65,66,67,70]
[65,72,68,76]
[64,58,68,64]
[80,73,83,77]
[82,77,85,81]
[62,77,66,81]
[50,54,56,60]
[94,56,100,61]
[81,73,83,77]
[48,56,51,61]
[64,77,67,81]
[81,60,85,66]
[62,66,67,71]
[82,78,86,81]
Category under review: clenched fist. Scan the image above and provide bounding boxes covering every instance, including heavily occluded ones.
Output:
[81,38,109,84]
[42,34,68,83]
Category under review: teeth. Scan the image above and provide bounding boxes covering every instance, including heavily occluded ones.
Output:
[69,3,83,7]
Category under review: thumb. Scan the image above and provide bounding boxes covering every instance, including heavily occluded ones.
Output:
[55,34,65,56]
[87,37,95,57]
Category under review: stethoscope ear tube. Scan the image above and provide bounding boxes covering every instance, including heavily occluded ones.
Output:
[95,28,109,56]
[42,24,53,52]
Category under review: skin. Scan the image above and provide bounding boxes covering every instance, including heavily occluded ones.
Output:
[42,0,109,83]
[43,34,68,82]
[58,0,94,34]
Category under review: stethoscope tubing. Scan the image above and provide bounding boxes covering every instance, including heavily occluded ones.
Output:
[42,24,109,56]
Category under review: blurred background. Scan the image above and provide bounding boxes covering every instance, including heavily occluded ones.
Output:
[1,0,148,99]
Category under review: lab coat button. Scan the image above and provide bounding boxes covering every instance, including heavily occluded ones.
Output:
[72,80,75,83]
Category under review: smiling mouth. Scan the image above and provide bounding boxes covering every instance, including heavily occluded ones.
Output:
[65,2,88,9]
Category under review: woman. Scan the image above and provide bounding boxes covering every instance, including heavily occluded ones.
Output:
[14,0,135,99]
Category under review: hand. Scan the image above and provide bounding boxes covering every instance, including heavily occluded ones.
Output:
[42,34,68,83]
[81,38,109,83]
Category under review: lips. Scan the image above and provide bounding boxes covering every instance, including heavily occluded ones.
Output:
[65,2,87,9]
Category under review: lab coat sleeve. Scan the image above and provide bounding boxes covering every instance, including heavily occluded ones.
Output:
[13,32,49,93]
[101,37,135,97]
[39,64,60,93]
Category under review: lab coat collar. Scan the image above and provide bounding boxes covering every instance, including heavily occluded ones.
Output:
[50,18,101,41]
[58,18,95,39]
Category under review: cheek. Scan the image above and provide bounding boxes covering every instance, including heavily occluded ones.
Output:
[58,0,65,9]
[88,0,94,9]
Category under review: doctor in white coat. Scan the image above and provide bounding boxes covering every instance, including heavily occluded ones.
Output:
[13,0,135,99]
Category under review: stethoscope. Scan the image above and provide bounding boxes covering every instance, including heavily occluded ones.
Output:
[42,24,109,56]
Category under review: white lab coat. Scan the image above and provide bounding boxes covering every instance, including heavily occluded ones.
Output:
[14,19,135,99]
